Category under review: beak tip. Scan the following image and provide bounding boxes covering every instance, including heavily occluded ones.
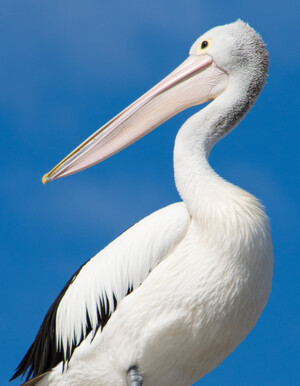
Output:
[42,173,50,184]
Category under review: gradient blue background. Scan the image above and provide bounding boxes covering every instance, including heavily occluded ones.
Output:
[1,1,299,385]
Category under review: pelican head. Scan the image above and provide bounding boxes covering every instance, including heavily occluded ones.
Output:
[42,20,268,183]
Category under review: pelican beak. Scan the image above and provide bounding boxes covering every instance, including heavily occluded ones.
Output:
[42,54,227,183]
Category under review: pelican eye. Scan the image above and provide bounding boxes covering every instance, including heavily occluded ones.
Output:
[196,38,212,53]
[201,41,209,49]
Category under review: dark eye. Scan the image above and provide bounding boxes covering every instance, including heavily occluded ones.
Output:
[201,40,209,49]
[196,38,212,53]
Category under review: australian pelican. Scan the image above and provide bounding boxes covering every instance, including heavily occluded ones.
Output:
[11,20,273,386]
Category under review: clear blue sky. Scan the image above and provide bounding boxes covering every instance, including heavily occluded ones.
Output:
[1,1,299,385]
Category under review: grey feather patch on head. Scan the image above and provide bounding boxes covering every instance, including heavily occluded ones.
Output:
[199,20,269,145]
[232,19,269,98]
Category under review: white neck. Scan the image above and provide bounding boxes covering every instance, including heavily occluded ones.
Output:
[173,83,258,227]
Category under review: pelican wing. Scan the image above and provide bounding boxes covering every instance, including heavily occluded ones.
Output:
[19,372,50,386]
[12,202,190,381]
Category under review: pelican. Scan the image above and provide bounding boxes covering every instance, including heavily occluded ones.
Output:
[11,20,273,386]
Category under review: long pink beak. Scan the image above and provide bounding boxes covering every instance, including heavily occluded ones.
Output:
[42,54,225,183]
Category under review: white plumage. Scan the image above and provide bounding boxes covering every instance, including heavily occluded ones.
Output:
[56,202,190,361]
[12,20,273,386]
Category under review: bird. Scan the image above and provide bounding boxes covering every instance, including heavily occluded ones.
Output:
[11,20,273,386]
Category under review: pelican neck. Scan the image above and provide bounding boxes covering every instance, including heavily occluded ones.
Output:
[173,84,253,223]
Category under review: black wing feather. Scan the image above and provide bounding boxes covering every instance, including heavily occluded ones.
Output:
[11,259,134,383]
[10,263,84,382]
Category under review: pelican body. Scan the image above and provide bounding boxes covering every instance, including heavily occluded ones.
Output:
[12,20,273,386]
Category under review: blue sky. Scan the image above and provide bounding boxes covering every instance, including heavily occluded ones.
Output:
[1,1,299,385]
